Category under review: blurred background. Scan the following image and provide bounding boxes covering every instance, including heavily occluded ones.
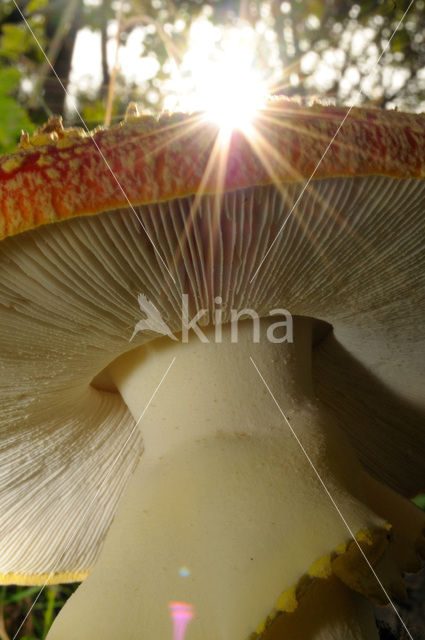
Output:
[0,0,424,637]
[0,0,425,153]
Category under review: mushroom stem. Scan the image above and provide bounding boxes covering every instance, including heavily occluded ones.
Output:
[48,317,392,639]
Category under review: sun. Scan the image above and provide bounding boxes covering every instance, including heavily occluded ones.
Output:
[165,21,268,134]
[200,53,266,133]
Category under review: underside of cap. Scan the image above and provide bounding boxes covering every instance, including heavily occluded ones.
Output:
[0,387,141,584]
[1,170,425,584]
[0,102,424,240]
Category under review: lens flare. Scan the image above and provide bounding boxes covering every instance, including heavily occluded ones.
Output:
[165,23,267,134]
[169,601,195,640]
[200,54,265,133]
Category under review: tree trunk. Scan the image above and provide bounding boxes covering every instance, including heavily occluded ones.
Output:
[42,0,83,116]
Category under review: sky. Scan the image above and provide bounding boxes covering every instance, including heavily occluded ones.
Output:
[65,8,424,122]
[66,14,280,126]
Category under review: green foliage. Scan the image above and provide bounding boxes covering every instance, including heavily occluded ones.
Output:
[0,24,30,59]
[26,0,49,13]
[0,2,47,62]
[0,584,79,639]
[413,494,425,510]
[0,68,33,153]
[80,96,107,127]
[1,0,424,123]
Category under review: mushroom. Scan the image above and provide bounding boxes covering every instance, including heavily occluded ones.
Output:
[0,101,424,639]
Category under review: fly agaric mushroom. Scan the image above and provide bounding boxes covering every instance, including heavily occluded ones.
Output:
[0,101,424,640]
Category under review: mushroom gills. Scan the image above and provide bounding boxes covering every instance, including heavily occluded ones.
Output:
[47,316,422,640]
